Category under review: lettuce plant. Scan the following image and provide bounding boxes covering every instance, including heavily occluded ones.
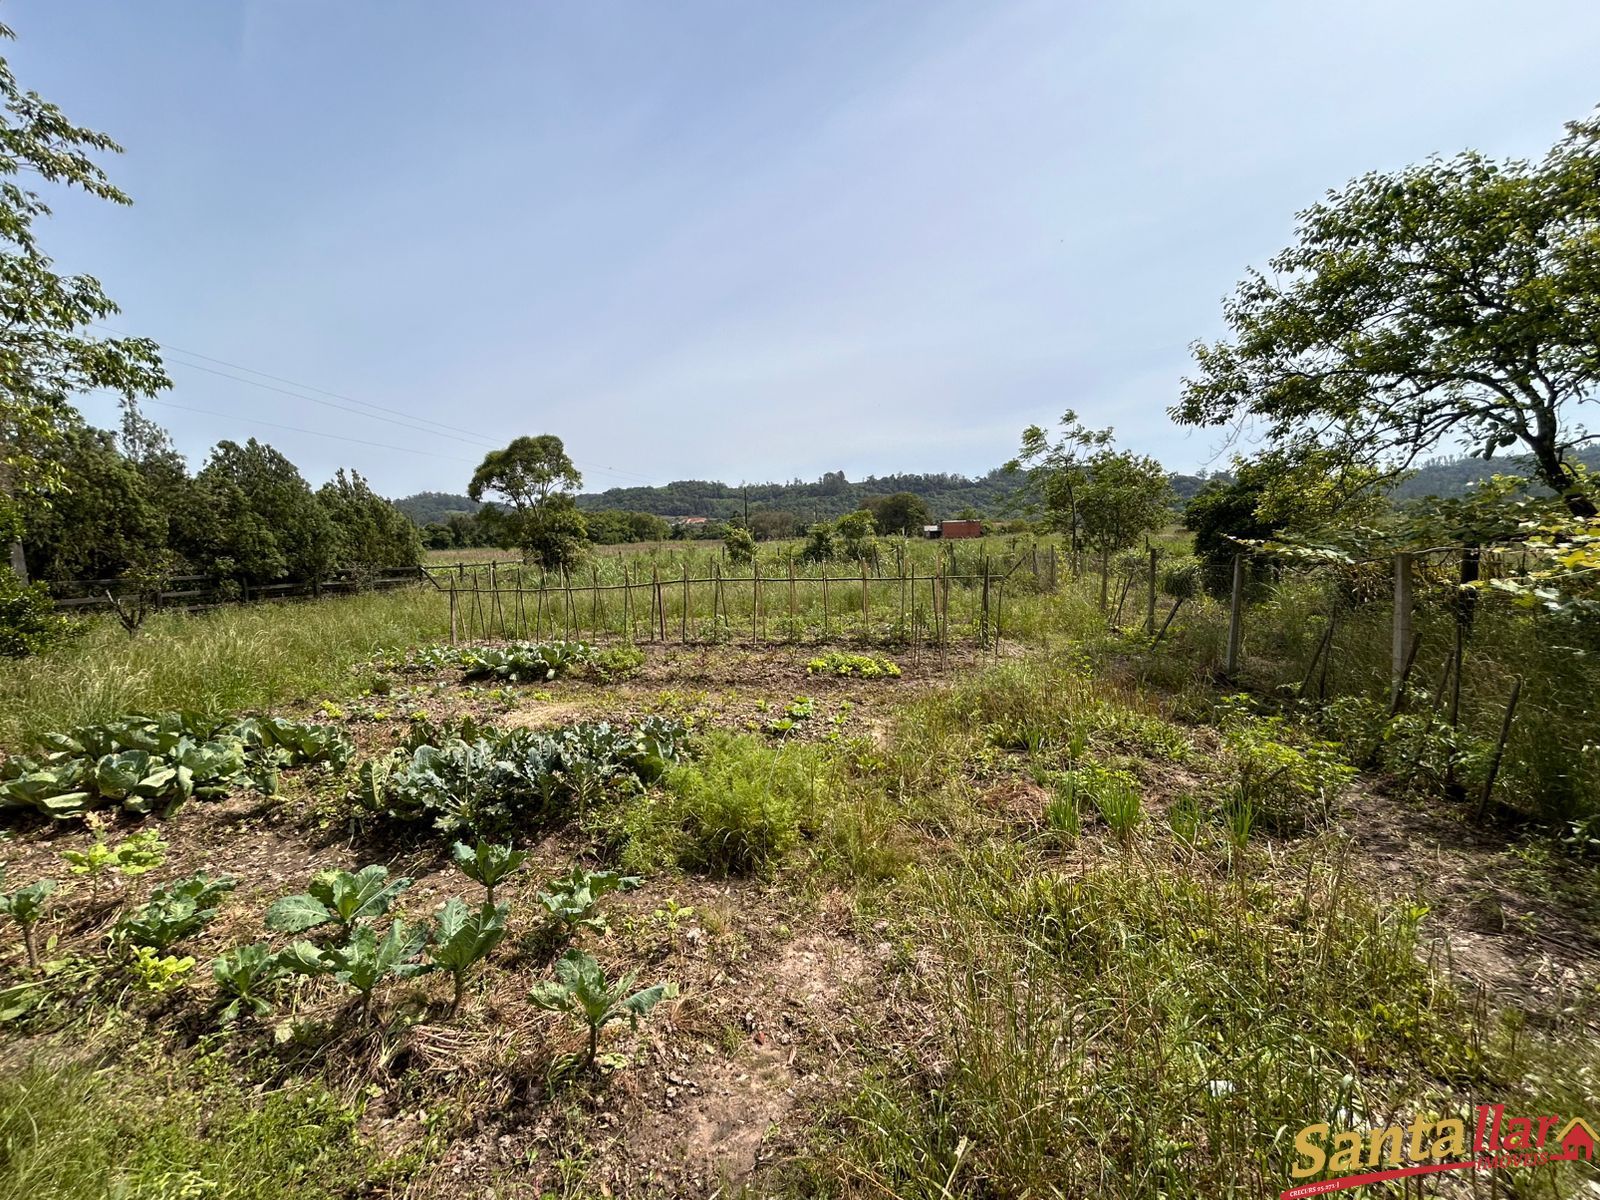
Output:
[536,867,640,936]
[265,865,412,935]
[450,840,527,905]
[425,898,507,1015]
[114,872,237,951]
[0,878,57,971]
[211,942,287,1024]
[61,828,167,899]
[127,946,196,995]
[528,949,675,1068]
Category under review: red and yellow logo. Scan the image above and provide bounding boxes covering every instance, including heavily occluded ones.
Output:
[1283,1105,1595,1198]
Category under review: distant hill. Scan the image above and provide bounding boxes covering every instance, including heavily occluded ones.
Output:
[1390,446,1600,501]
[571,469,1019,522]
[392,491,482,525]
[397,465,1214,527]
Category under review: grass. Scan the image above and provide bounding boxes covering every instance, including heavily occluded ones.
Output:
[810,839,1510,1198]
[0,1056,379,1200]
[0,588,447,749]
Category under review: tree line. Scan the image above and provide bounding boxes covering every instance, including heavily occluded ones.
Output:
[19,406,421,590]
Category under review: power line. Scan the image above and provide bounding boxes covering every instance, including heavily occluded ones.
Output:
[96,321,664,486]
[144,399,479,464]
[163,358,500,450]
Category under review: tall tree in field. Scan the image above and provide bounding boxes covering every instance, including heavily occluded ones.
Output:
[1006,411,1114,554]
[861,492,931,536]
[0,24,169,582]
[469,435,587,570]
[1173,108,1600,518]
[315,469,422,577]
[1077,450,1172,555]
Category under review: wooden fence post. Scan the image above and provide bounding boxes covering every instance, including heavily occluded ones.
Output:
[980,559,991,646]
[1392,552,1414,705]
[655,566,666,642]
[449,579,458,644]
[1224,552,1245,675]
[860,560,869,636]
[1146,545,1158,635]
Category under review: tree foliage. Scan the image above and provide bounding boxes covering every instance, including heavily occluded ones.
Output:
[469,435,588,569]
[1174,108,1600,518]
[0,24,170,566]
[860,492,931,536]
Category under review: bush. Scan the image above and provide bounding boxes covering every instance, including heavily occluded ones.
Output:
[0,570,76,659]
[639,734,831,875]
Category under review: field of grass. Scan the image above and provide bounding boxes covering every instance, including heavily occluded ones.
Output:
[0,535,1596,1199]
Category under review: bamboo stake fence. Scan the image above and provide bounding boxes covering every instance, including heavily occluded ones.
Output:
[435,549,1050,659]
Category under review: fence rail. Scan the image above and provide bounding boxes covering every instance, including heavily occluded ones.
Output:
[46,566,426,614]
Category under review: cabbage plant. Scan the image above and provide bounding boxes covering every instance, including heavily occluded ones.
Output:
[265,865,412,935]
[450,840,527,905]
[0,878,57,971]
[536,867,640,936]
[528,949,675,1068]
[425,898,507,1015]
[211,943,286,1024]
[114,872,237,951]
[280,919,430,1023]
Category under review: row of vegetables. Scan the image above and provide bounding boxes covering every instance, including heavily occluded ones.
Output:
[0,712,353,818]
[1,845,674,1063]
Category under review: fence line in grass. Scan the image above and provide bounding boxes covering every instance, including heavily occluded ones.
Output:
[440,552,1056,663]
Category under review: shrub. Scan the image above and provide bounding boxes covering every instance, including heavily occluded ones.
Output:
[1217,698,1354,834]
[0,570,77,659]
[646,734,828,875]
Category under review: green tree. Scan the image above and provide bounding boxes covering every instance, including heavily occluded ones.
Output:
[22,423,164,581]
[861,492,931,536]
[1006,412,1114,553]
[188,440,337,586]
[749,509,800,541]
[1078,450,1172,556]
[799,520,837,564]
[468,435,588,568]
[1174,108,1600,519]
[835,509,878,563]
[723,524,755,566]
[0,21,168,604]
[316,469,421,578]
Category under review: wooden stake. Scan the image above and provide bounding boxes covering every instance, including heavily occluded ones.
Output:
[1475,677,1523,820]
[1146,545,1158,635]
[1224,552,1245,674]
[1392,552,1415,705]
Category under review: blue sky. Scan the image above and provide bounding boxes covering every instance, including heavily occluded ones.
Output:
[8,1,1600,498]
